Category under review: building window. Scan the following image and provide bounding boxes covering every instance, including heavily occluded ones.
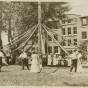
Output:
[67,50,72,54]
[68,27,71,35]
[62,41,66,46]
[62,28,65,35]
[48,35,52,41]
[54,25,58,29]
[34,36,38,42]
[82,32,87,39]
[37,47,38,53]
[68,19,72,23]
[82,19,87,26]
[32,47,35,51]
[68,39,71,46]
[54,46,58,53]
[54,35,58,40]
[73,27,77,34]
[73,18,77,22]
[74,39,77,45]
[48,46,52,53]
[62,20,65,24]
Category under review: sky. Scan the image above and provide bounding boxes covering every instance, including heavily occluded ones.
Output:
[1,31,8,45]
[2,0,88,45]
[67,0,88,16]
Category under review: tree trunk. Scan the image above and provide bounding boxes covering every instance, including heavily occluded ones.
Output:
[0,12,3,51]
[8,17,13,43]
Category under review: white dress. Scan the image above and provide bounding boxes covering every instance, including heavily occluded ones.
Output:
[77,53,82,72]
[2,57,8,65]
[66,57,71,66]
[48,55,52,65]
[57,56,61,65]
[56,57,59,65]
[0,52,8,65]
[30,54,40,73]
[67,59,71,66]
[53,55,57,65]
[28,56,31,65]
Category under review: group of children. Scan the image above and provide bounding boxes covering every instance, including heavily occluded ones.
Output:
[47,53,67,66]
[47,50,83,73]
[0,47,83,73]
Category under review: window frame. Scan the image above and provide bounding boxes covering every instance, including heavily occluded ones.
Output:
[68,27,71,35]
[54,46,58,53]
[73,18,77,23]
[68,19,72,23]
[54,35,58,41]
[68,39,71,46]
[73,27,77,34]
[62,41,66,46]
[82,31,87,39]
[82,18,87,26]
[62,20,65,24]
[48,46,52,53]
[74,39,77,45]
[62,28,65,35]
[48,35,52,41]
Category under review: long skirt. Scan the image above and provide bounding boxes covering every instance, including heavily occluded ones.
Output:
[53,58,57,65]
[48,58,52,65]
[66,59,71,66]
[77,60,82,72]
[0,57,2,67]
[30,59,40,73]
[2,57,8,65]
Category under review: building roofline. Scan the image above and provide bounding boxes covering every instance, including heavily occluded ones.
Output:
[66,13,81,16]
[80,15,88,18]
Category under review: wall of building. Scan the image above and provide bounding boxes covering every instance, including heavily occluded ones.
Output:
[62,14,82,53]
[47,28,61,54]
[24,14,88,55]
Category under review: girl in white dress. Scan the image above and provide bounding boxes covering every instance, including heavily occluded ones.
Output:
[48,54,52,65]
[30,52,40,73]
[77,52,82,72]
[53,54,57,65]
[56,54,59,65]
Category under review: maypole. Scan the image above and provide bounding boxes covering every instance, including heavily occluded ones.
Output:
[38,2,42,54]
[38,2,42,70]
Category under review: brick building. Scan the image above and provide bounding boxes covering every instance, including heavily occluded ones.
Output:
[61,14,88,54]
[25,14,88,55]
[61,14,81,53]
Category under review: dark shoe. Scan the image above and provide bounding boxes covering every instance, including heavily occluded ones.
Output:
[70,70,72,72]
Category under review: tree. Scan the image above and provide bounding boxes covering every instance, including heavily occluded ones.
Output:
[15,2,71,51]
[0,2,3,51]
[0,2,71,63]
[0,1,71,43]
[78,40,87,61]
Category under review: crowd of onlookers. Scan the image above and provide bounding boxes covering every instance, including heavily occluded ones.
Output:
[0,50,87,67]
[15,52,70,67]
[0,48,87,73]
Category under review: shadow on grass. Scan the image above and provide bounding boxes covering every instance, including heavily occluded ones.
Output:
[63,82,88,86]
[0,70,10,73]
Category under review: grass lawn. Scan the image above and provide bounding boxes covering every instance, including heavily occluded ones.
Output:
[0,65,88,86]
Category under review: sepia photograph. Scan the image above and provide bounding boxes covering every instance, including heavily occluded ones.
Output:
[0,0,88,87]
